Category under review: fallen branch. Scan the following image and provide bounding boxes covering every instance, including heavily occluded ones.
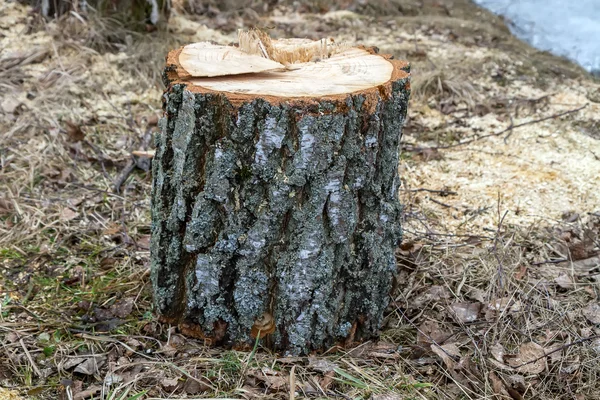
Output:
[402,188,458,196]
[435,104,587,149]
[113,127,153,194]
[406,104,588,152]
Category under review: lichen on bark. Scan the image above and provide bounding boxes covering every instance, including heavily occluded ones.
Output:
[151,75,410,354]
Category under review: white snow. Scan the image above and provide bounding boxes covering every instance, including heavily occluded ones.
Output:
[475,0,600,74]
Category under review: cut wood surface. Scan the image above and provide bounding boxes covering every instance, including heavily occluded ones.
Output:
[153,33,410,354]
[178,39,395,96]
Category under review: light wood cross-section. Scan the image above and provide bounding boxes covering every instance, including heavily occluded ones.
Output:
[177,31,395,97]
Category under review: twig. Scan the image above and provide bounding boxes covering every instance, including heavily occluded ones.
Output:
[403,188,457,196]
[113,127,153,194]
[492,201,509,290]
[530,258,568,266]
[19,338,42,377]
[429,197,457,209]
[113,158,137,194]
[503,115,514,144]
[429,104,587,150]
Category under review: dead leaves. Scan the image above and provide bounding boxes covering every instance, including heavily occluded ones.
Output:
[451,302,481,323]
[430,342,461,370]
[60,207,79,222]
[506,342,547,374]
[582,303,600,325]
[64,121,86,143]
[93,297,135,322]
[60,356,105,376]
[417,320,452,347]
[248,367,289,390]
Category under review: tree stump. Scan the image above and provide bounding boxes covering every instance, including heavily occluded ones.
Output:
[152,34,410,355]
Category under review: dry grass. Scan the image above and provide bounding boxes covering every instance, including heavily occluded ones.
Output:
[411,69,477,107]
[2,0,600,399]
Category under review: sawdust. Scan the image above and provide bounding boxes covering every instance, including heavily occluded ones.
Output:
[309,9,600,238]
[0,388,24,400]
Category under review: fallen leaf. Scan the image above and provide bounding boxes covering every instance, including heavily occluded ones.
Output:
[308,357,337,373]
[65,121,85,142]
[412,285,452,308]
[73,385,101,400]
[183,376,210,394]
[102,223,122,236]
[554,273,575,289]
[417,320,451,346]
[430,342,461,369]
[451,302,481,323]
[248,367,288,390]
[545,343,564,363]
[320,370,335,390]
[506,342,546,374]
[61,357,86,370]
[161,377,180,391]
[136,234,151,249]
[60,208,79,221]
[490,343,505,363]
[73,357,104,375]
[162,344,177,357]
[514,264,528,280]
[569,240,593,261]
[103,373,123,386]
[557,255,600,275]
[126,338,142,349]
[467,288,486,303]
[6,332,20,343]
[506,374,526,394]
[66,380,84,399]
[1,97,21,114]
[489,371,509,397]
[110,297,134,319]
[582,303,600,324]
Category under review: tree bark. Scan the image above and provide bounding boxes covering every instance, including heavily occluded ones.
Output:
[24,0,170,27]
[151,41,410,355]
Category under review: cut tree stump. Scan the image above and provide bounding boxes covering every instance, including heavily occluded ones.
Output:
[152,33,410,355]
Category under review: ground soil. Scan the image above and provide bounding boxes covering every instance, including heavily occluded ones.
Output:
[1,0,600,399]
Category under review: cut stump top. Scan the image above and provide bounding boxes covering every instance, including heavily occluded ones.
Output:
[165,37,409,104]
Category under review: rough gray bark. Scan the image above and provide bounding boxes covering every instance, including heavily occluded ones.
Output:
[23,0,169,27]
[151,56,410,355]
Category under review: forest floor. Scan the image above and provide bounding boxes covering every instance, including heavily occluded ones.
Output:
[1,0,600,399]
